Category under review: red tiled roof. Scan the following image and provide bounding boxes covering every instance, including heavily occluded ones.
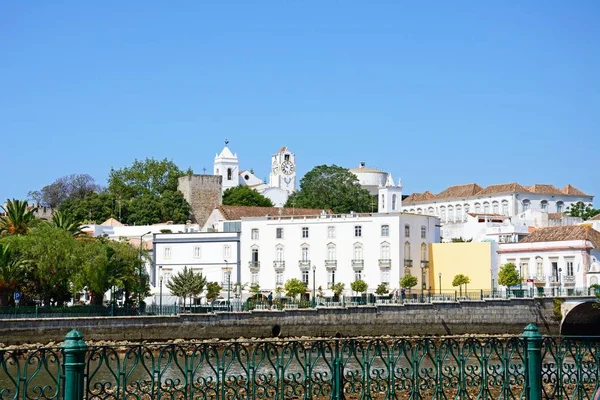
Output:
[561,184,589,196]
[518,225,600,248]
[217,205,326,220]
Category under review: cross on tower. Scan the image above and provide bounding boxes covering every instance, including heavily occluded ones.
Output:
[202,167,207,174]
[225,139,229,146]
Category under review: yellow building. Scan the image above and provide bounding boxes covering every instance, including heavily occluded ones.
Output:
[429,242,493,292]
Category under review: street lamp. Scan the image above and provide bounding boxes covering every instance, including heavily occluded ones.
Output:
[312,265,316,307]
[558,267,562,296]
[138,231,152,307]
[438,272,442,295]
[224,259,231,310]
[159,265,163,314]
[421,262,428,300]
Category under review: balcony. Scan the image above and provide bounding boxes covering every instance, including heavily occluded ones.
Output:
[324,260,337,268]
[421,260,429,269]
[298,260,311,269]
[273,261,285,270]
[378,259,391,267]
[404,259,413,268]
[248,261,260,270]
[352,259,364,268]
[527,276,546,286]
[563,275,576,286]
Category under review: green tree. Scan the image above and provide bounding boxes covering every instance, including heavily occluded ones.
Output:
[350,279,368,294]
[0,243,27,306]
[0,199,38,236]
[284,278,307,299]
[331,282,345,301]
[108,158,192,199]
[451,237,473,243]
[49,210,82,236]
[498,263,521,288]
[222,186,274,207]
[567,201,600,221]
[375,283,389,296]
[400,274,418,294]
[165,266,207,307]
[205,282,222,302]
[58,192,121,224]
[249,283,261,299]
[452,274,471,296]
[29,174,101,208]
[284,165,373,213]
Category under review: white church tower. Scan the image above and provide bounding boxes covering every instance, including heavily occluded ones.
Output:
[214,140,239,192]
[378,174,403,213]
[269,146,296,195]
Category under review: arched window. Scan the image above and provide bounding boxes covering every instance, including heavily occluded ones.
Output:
[421,243,427,261]
[391,194,397,210]
[275,245,284,261]
[440,206,446,222]
[427,207,434,215]
[327,243,336,261]
[483,202,490,214]
[474,203,481,213]
[416,208,422,214]
[540,200,548,211]
[464,204,470,220]
[456,205,462,222]
[448,205,454,222]
[492,201,499,214]
[353,243,363,260]
[251,246,259,263]
[404,241,411,259]
[556,201,564,213]
[502,200,509,216]
[380,242,390,260]
[591,276,598,286]
[227,168,232,181]
[381,194,385,209]
[522,199,531,212]
[301,245,309,262]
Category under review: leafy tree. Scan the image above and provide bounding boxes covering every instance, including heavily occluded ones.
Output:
[375,283,389,296]
[159,190,191,223]
[452,274,471,296]
[108,158,192,199]
[284,165,373,213]
[0,243,27,306]
[249,283,261,299]
[223,186,274,207]
[59,192,121,224]
[350,279,368,294]
[400,274,418,294]
[331,282,345,300]
[451,237,473,243]
[284,278,307,299]
[205,282,222,302]
[0,199,38,236]
[49,210,82,236]
[498,263,521,288]
[29,174,101,208]
[567,202,600,221]
[165,266,207,307]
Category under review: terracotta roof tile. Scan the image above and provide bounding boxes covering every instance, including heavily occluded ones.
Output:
[217,205,326,220]
[526,184,563,195]
[476,182,529,196]
[435,183,483,200]
[561,184,589,196]
[518,225,600,248]
[589,214,600,221]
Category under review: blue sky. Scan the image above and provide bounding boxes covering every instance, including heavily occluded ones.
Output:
[1,1,599,205]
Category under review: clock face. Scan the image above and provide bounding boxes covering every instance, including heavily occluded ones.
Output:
[281,160,295,175]
[271,161,279,174]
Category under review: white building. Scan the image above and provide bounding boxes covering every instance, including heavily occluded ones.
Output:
[348,162,391,196]
[213,144,297,207]
[498,225,600,292]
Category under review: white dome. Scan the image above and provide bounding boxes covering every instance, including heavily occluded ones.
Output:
[348,163,388,195]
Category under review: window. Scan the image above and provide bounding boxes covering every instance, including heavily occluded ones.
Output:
[502,201,509,216]
[276,228,284,239]
[284,154,290,161]
[381,269,390,284]
[474,203,481,213]
[251,247,259,263]
[551,261,558,281]
[275,245,284,261]
[404,224,410,237]
[327,226,335,239]
[417,208,422,214]
[251,272,259,284]
[163,269,172,284]
[464,204,470,220]
[448,206,454,222]
[251,229,259,240]
[354,270,363,281]
[456,205,462,222]
[427,207,434,215]
[440,207,446,222]
[227,168,232,180]
[354,225,362,237]
[483,202,490,214]
[381,225,389,237]
[224,221,241,232]
[392,194,397,210]
[421,243,427,261]
[301,246,309,262]
[521,262,529,278]
[328,270,336,287]
[302,227,309,238]
[541,200,548,212]
[164,247,171,259]
[301,270,309,285]
[491,201,498,214]
[354,243,363,260]
[421,225,426,239]
[404,241,411,259]
[327,244,336,261]
[381,194,385,209]
[522,200,531,212]
[193,246,201,259]
[566,260,574,276]
[380,243,390,260]
[223,245,231,258]
[536,258,543,278]
[557,201,564,213]
[276,272,283,285]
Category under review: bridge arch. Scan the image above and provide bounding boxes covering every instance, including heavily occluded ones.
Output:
[561,301,600,336]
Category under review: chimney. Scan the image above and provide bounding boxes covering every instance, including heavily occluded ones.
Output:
[359,161,366,168]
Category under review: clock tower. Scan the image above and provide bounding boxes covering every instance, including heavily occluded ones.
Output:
[269,146,296,194]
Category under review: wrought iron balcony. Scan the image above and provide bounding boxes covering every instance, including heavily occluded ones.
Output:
[273,260,285,270]
[324,260,337,268]
[563,275,576,285]
[351,259,364,268]
[421,260,429,269]
[404,259,413,268]
[378,259,391,267]
[248,261,260,270]
[298,260,311,269]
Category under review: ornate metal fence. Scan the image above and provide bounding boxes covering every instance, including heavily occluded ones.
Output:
[1,324,600,399]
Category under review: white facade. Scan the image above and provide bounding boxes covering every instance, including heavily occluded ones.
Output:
[348,162,389,196]
[378,175,403,213]
[269,147,296,195]
[213,146,240,192]
[240,212,440,296]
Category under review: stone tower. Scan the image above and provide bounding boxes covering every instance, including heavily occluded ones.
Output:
[178,175,222,226]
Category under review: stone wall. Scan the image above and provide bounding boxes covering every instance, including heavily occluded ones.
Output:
[0,299,559,345]
[177,175,222,226]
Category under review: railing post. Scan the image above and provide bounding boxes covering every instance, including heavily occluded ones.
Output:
[522,323,542,400]
[62,329,88,400]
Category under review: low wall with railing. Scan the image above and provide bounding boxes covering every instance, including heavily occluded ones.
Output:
[0,298,560,345]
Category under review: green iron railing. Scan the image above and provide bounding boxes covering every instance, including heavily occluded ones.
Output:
[2,324,600,399]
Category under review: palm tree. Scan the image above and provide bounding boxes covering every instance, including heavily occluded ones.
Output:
[0,199,37,236]
[49,210,82,237]
[0,243,26,306]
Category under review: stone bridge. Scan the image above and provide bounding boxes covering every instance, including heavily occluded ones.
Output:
[560,296,600,335]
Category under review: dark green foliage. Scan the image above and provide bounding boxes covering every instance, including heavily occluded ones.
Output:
[567,201,600,221]
[205,282,222,302]
[222,186,274,207]
[165,266,207,307]
[350,279,368,294]
[498,263,521,288]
